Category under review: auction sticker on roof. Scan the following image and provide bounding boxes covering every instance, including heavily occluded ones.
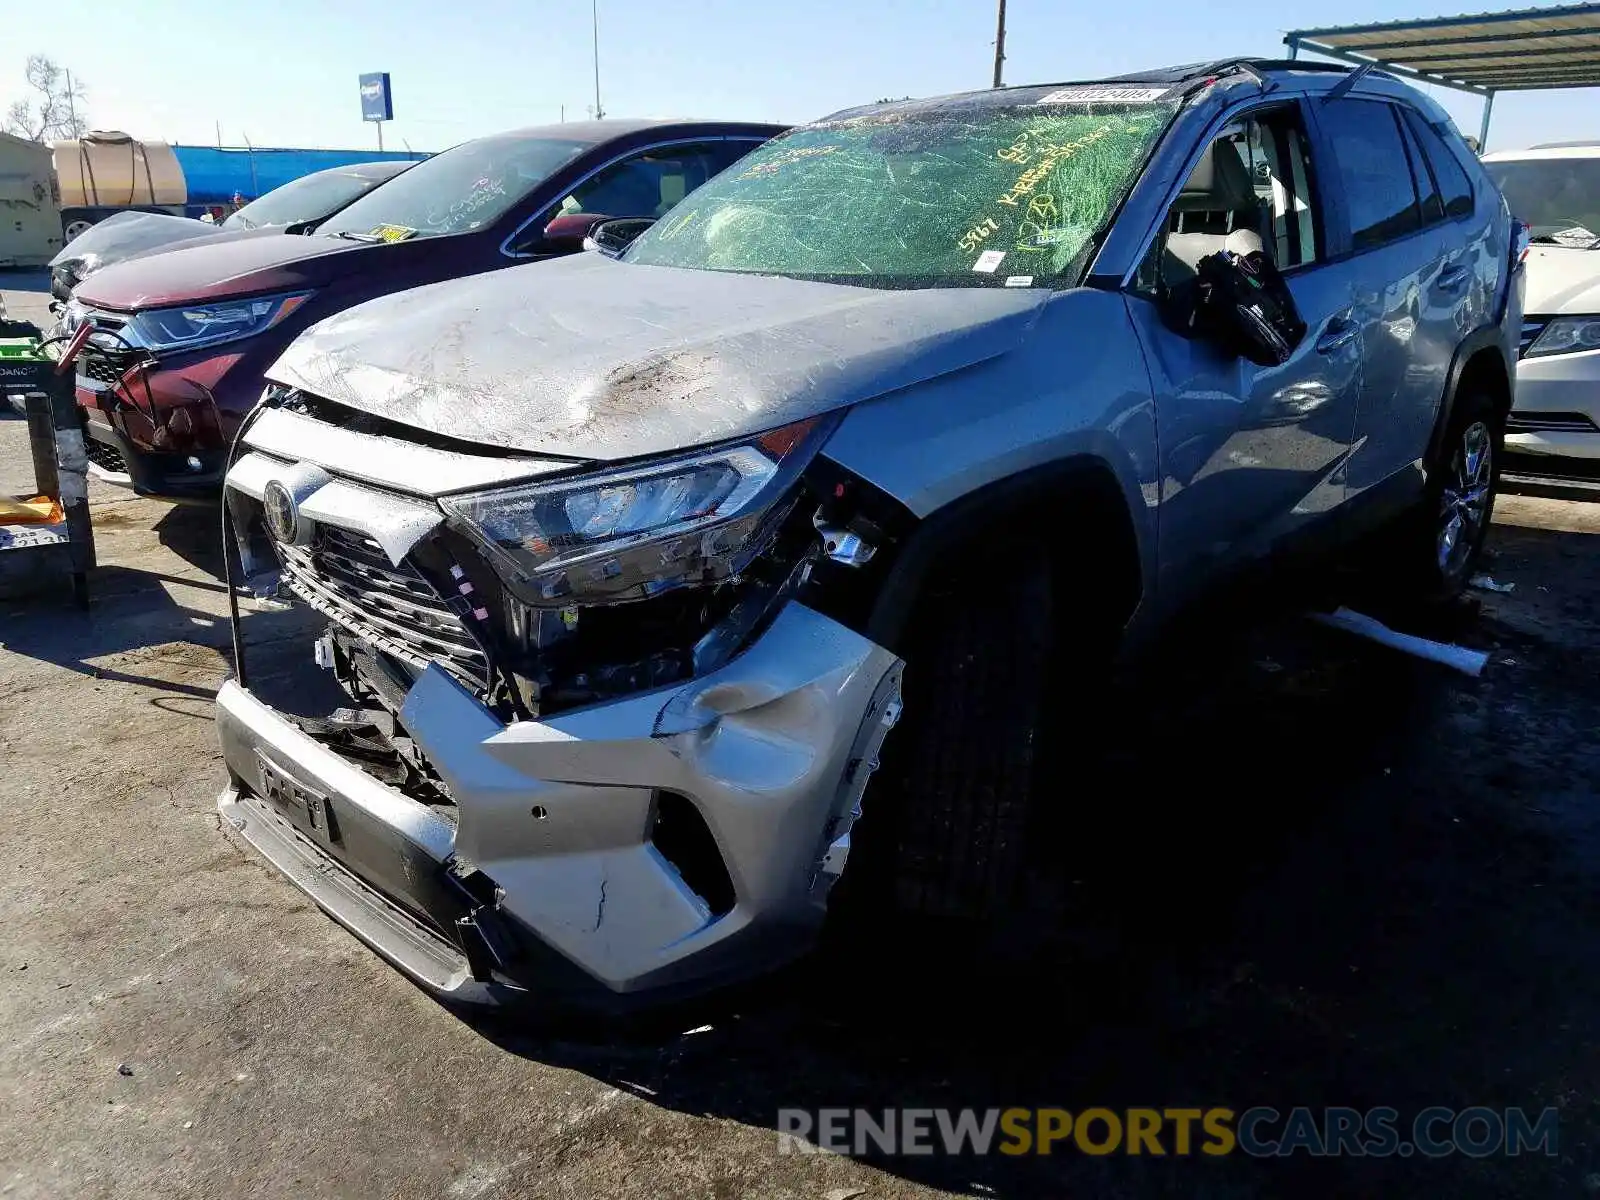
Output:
[1036,86,1171,105]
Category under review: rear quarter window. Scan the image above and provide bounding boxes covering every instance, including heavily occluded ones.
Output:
[1402,109,1475,219]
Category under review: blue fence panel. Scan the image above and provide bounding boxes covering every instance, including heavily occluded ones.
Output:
[170,146,428,204]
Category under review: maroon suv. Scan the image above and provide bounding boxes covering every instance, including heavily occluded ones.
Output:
[66,118,783,498]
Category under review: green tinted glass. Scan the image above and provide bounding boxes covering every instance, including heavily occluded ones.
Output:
[626,101,1177,286]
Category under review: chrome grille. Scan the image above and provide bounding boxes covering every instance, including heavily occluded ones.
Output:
[1520,319,1549,357]
[1506,411,1599,434]
[273,525,491,692]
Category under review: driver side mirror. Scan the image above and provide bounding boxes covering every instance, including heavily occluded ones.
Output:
[584,217,655,258]
[1189,249,1307,367]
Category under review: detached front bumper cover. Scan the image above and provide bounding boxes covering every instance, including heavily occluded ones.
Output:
[217,602,903,1009]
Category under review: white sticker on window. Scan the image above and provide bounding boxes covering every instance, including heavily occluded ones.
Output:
[973,249,1007,273]
[1035,86,1170,105]
[1004,275,1034,287]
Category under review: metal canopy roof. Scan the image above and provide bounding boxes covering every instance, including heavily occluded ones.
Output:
[1285,4,1600,146]
[1286,4,1600,91]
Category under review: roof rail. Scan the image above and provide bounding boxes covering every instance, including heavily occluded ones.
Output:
[1174,57,1367,81]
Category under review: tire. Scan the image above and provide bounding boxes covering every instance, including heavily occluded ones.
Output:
[62,216,96,242]
[847,547,1062,920]
[1393,388,1504,603]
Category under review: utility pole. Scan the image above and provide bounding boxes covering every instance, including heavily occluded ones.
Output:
[592,0,604,119]
[65,70,79,134]
[992,0,1007,88]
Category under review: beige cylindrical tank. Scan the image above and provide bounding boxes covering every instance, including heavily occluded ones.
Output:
[53,131,186,210]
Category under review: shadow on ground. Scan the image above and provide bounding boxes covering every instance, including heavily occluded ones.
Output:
[0,493,306,700]
[458,522,1600,1199]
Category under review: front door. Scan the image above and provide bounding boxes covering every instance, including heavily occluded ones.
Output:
[1123,103,1362,613]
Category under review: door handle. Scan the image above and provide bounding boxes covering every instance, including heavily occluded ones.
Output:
[1316,321,1358,354]
[1438,265,1471,292]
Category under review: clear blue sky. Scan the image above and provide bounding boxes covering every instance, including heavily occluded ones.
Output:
[4,0,1597,154]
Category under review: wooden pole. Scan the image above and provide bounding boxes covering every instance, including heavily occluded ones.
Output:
[992,0,1007,88]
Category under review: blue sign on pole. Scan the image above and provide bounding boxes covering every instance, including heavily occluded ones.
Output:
[359,73,393,123]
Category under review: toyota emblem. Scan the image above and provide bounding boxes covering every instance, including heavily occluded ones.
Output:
[262,480,300,544]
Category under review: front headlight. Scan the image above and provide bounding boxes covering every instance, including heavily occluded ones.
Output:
[1526,315,1600,357]
[126,291,312,353]
[442,415,834,605]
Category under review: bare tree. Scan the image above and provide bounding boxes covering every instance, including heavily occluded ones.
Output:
[3,55,87,142]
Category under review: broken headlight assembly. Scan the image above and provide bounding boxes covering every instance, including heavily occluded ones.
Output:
[441,414,837,607]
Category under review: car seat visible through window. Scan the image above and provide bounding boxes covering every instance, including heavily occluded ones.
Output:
[1163,139,1270,284]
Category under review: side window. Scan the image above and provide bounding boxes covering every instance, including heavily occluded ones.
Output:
[1137,106,1320,293]
[1319,100,1422,252]
[1398,114,1445,224]
[557,140,758,221]
[1403,110,1475,219]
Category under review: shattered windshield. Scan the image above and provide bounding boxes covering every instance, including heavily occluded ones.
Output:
[317,135,592,241]
[624,97,1178,286]
[1484,158,1600,246]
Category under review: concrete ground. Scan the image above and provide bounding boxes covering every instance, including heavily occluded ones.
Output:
[2,268,1598,1198]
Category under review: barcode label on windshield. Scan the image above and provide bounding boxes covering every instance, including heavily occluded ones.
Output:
[1036,86,1171,105]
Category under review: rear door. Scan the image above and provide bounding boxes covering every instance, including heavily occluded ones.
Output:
[1312,98,1457,514]
[1403,106,1494,338]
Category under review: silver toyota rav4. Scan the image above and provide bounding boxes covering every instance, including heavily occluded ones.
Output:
[216,60,1524,1010]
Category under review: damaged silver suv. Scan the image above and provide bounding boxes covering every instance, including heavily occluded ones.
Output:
[217,60,1524,1009]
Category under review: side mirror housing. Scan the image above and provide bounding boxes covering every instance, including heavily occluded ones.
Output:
[585,217,655,258]
[1191,249,1307,366]
[541,212,608,254]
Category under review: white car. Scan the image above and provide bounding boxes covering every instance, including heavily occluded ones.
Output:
[1484,143,1600,488]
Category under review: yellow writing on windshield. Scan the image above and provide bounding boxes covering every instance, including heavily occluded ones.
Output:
[994,124,1115,208]
[658,209,698,240]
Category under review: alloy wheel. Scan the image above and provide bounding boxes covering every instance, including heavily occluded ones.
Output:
[1437,419,1493,578]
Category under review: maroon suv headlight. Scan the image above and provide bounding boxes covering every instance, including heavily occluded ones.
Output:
[125,291,313,354]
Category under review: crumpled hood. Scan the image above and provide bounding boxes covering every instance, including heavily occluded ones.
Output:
[1523,244,1600,314]
[268,253,1049,462]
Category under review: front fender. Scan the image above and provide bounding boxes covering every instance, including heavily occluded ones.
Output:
[820,286,1158,621]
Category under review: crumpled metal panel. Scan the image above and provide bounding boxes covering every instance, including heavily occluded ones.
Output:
[400,602,902,993]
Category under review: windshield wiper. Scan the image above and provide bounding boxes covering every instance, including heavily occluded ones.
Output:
[330,230,382,243]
